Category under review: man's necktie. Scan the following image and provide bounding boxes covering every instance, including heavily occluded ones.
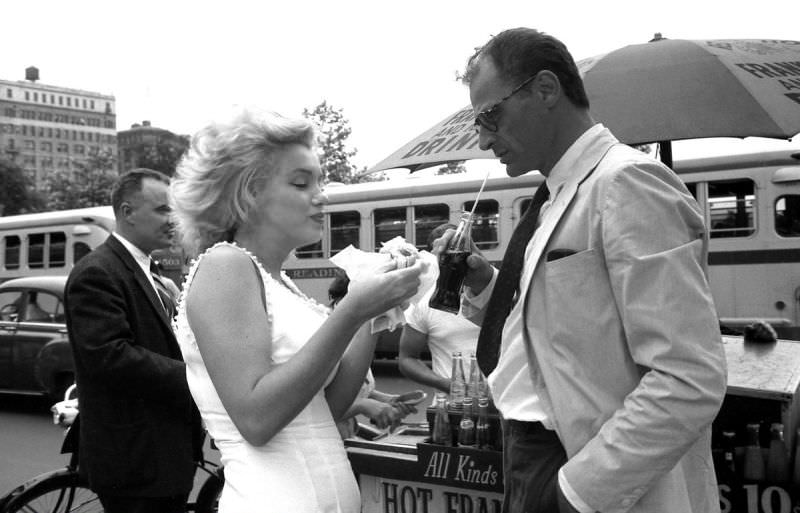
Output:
[475,182,550,376]
[150,260,176,319]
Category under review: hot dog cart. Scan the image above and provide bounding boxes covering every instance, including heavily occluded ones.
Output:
[346,335,800,513]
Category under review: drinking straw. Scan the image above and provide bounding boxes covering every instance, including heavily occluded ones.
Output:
[469,168,492,218]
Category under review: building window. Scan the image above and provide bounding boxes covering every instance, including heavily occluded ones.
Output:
[24,140,35,150]
[5,89,11,99]
[50,94,55,103]
[90,100,95,109]
[25,91,30,101]
[66,97,71,106]
[74,144,85,155]
[33,92,38,102]
[41,141,52,151]
[58,96,63,105]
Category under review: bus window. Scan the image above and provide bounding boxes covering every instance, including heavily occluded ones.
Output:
[330,211,360,255]
[374,207,406,251]
[74,242,91,263]
[28,233,45,268]
[685,182,698,200]
[708,179,755,238]
[414,204,449,250]
[775,195,800,237]
[296,240,323,259]
[49,232,66,267]
[463,199,499,250]
[4,235,21,270]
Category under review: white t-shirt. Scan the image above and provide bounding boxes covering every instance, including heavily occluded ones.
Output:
[405,288,480,378]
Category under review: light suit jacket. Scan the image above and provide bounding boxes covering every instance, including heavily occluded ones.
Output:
[467,128,727,513]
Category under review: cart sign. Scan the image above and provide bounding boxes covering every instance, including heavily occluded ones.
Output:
[359,476,502,513]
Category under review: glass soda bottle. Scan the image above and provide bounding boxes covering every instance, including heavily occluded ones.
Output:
[720,430,738,481]
[476,397,491,449]
[448,351,466,413]
[766,422,790,483]
[457,397,476,447]
[431,392,452,446]
[429,211,473,313]
[742,423,765,482]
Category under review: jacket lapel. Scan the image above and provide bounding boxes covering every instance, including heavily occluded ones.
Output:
[106,236,173,330]
[518,129,618,301]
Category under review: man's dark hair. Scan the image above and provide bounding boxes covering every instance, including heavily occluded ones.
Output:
[463,28,590,109]
[427,223,456,250]
[110,168,170,215]
[328,271,350,307]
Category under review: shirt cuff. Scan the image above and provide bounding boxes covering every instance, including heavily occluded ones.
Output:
[558,468,594,513]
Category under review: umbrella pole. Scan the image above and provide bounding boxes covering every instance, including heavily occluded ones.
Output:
[658,141,673,168]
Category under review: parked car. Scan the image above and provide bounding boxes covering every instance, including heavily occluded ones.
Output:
[0,275,73,400]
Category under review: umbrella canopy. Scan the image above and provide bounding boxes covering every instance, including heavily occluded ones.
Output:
[369,38,800,172]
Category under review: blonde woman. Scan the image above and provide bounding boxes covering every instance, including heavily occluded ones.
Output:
[170,108,422,512]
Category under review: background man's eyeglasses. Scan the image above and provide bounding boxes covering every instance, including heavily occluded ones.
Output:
[473,72,541,134]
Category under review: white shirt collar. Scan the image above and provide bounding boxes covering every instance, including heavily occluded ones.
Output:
[545,123,606,197]
[112,232,153,275]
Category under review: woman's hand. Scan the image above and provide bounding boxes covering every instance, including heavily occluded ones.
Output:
[338,260,424,322]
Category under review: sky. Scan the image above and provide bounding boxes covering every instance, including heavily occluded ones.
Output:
[3,0,799,174]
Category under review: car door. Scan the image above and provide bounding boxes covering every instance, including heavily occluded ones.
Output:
[11,289,66,391]
[0,289,25,389]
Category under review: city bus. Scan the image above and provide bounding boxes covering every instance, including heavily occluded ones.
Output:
[286,149,800,348]
[0,206,186,286]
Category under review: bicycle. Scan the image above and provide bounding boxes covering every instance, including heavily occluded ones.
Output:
[0,386,224,513]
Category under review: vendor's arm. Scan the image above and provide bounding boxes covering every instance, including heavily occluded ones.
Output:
[398,325,450,392]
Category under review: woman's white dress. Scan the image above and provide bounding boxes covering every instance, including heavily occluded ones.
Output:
[174,242,360,513]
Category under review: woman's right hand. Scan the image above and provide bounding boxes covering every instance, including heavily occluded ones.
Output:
[338,260,424,322]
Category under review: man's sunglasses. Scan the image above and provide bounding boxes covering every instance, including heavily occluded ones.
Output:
[473,71,541,134]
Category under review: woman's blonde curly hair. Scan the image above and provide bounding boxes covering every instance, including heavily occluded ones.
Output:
[170,108,315,256]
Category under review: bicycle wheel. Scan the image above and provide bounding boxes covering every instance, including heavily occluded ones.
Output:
[193,469,223,513]
[4,472,102,513]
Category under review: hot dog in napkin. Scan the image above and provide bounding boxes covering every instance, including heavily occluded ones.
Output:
[330,236,437,333]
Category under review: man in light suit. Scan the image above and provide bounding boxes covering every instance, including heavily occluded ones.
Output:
[65,169,202,513]
[442,28,727,512]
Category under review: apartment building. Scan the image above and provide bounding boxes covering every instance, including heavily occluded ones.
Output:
[0,67,117,188]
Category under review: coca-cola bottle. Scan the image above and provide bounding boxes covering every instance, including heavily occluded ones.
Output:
[448,351,466,413]
[429,211,473,313]
[475,397,492,450]
[431,392,452,446]
[742,423,765,482]
[766,422,790,483]
[457,397,476,447]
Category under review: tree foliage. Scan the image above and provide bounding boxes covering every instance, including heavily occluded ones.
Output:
[437,161,467,175]
[0,159,44,215]
[126,137,190,177]
[44,150,118,210]
[302,101,385,184]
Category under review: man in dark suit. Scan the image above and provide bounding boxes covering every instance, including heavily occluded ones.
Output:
[65,168,202,513]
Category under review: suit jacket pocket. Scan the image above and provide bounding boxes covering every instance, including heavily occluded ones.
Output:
[84,419,157,489]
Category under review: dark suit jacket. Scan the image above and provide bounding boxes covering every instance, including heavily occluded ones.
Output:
[65,235,202,497]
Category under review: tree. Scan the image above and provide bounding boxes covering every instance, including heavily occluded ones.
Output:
[0,159,44,215]
[44,150,118,210]
[128,137,190,177]
[302,101,384,184]
[437,161,467,175]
